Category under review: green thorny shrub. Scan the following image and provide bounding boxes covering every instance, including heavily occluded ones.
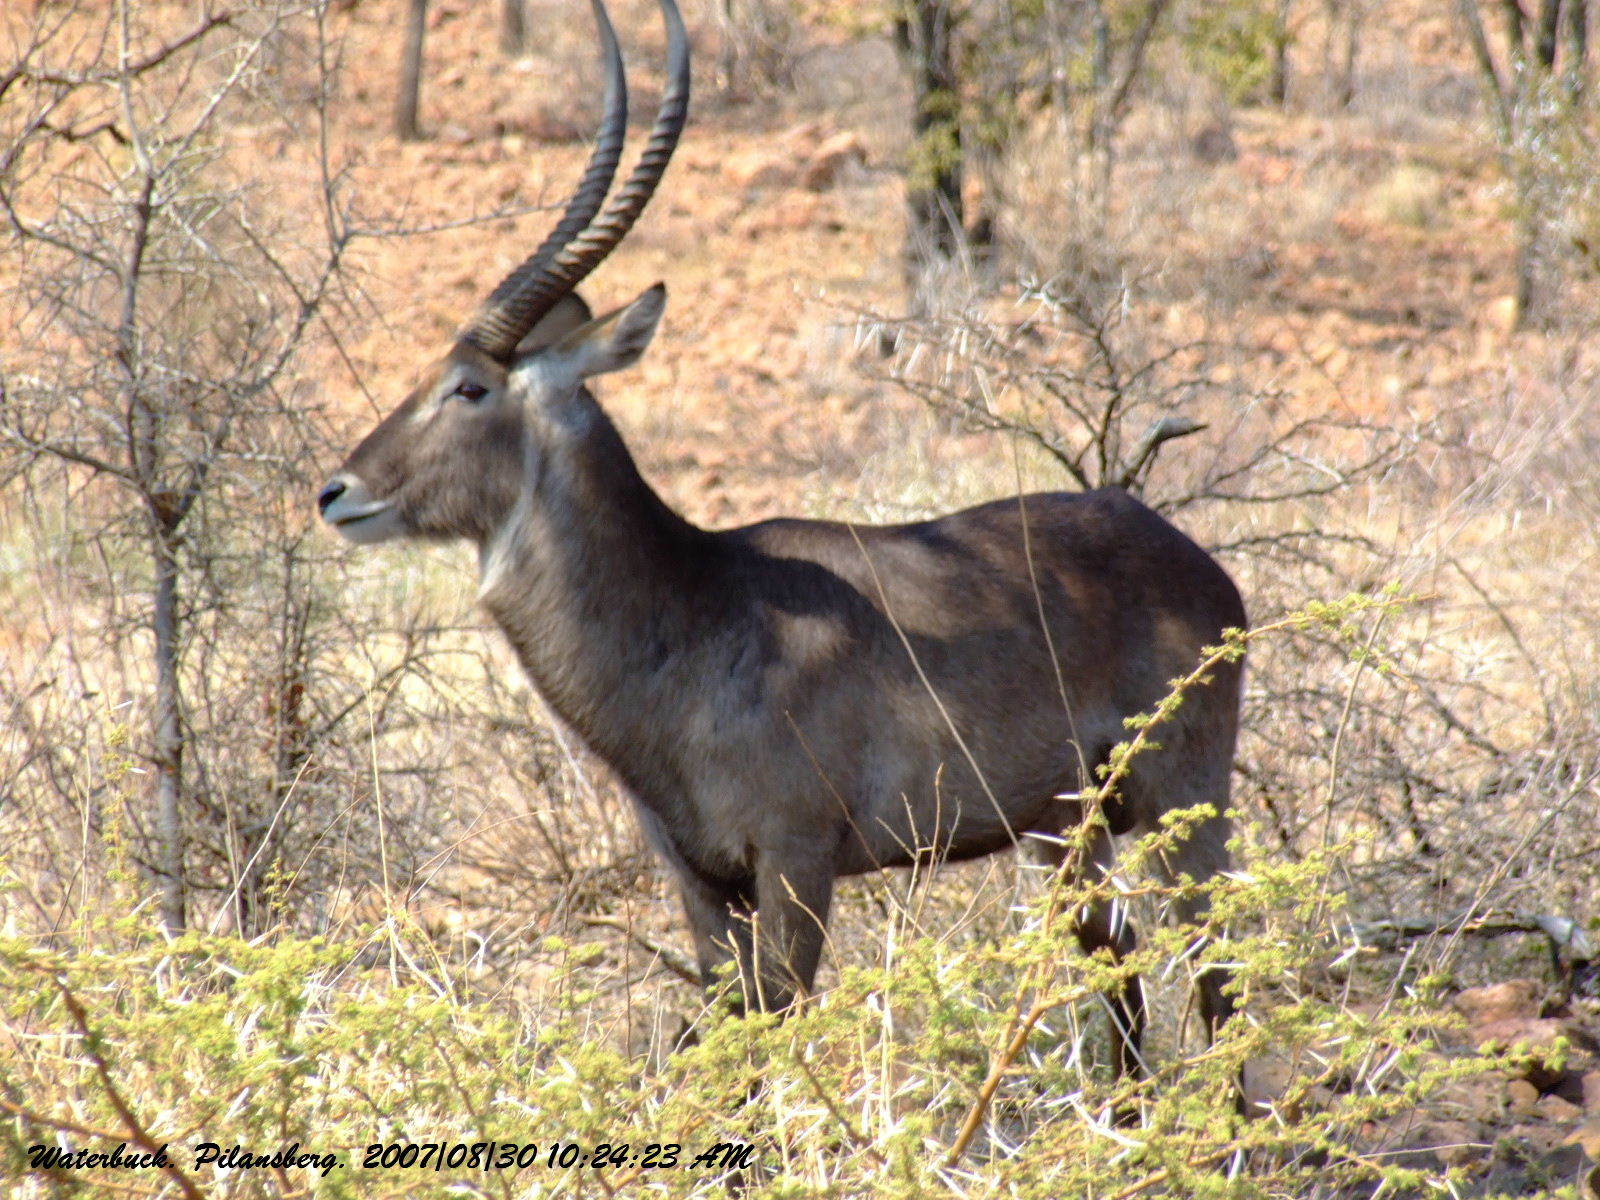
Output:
[1181,0,1286,106]
[0,593,1541,1198]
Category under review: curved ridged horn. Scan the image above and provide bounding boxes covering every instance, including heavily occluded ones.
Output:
[462,0,628,360]
[489,0,691,336]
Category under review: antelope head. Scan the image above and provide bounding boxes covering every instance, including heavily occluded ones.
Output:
[318,0,688,548]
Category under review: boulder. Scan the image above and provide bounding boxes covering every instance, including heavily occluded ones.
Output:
[1455,979,1543,1027]
[800,131,868,191]
[725,125,868,194]
[1474,1017,1598,1092]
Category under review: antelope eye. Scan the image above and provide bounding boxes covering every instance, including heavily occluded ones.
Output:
[455,382,489,402]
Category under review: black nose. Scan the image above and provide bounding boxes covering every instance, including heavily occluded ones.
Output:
[317,479,345,514]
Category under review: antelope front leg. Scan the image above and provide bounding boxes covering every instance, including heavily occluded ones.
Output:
[675,868,755,1004]
[745,843,836,1013]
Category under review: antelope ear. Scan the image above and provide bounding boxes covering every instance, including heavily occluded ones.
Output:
[514,293,593,356]
[559,283,666,379]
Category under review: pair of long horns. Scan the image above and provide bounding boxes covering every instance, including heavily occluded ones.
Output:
[462,0,689,361]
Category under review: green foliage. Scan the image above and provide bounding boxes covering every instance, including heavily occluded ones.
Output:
[1183,0,1283,104]
[0,595,1524,1197]
[908,92,965,191]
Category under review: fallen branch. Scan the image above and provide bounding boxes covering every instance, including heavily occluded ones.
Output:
[1116,415,1207,489]
[1349,910,1597,993]
[48,973,210,1200]
[579,915,701,986]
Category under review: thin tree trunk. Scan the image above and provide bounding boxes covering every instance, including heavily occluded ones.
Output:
[1513,225,1536,327]
[1512,166,1541,327]
[397,0,427,141]
[718,0,739,92]
[1086,0,1169,226]
[500,0,526,56]
[114,161,190,933]
[1091,3,1111,96]
[238,564,312,935]
[152,530,186,933]
[1338,0,1360,107]
[1566,0,1588,95]
[1500,0,1529,72]
[1535,0,1562,69]
[1270,0,1293,106]
[896,0,965,309]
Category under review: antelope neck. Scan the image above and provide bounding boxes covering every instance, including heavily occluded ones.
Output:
[474,396,726,752]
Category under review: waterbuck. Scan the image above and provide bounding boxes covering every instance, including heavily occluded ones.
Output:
[318,0,1245,1076]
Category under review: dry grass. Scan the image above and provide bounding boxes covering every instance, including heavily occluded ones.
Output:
[3,0,1600,1195]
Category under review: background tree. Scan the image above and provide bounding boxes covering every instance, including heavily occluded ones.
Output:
[714,0,801,96]
[397,0,428,140]
[1,4,316,931]
[1320,0,1362,107]
[1269,0,1294,104]
[1181,0,1294,108]
[948,0,1171,285]
[0,0,454,935]
[501,0,527,55]
[1454,0,1594,325]
[895,0,966,311]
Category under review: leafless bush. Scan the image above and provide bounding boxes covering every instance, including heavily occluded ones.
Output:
[957,0,1175,277]
[1454,0,1599,327]
[867,275,1600,986]
[872,275,1410,523]
[711,0,802,99]
[0,0,486,938]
